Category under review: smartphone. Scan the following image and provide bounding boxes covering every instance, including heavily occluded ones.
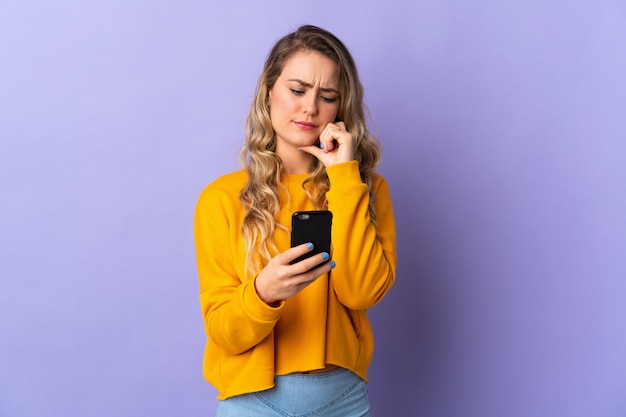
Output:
[290,210,333,265]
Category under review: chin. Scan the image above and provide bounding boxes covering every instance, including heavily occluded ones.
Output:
[277,130,320,149]
[291,134,320,147]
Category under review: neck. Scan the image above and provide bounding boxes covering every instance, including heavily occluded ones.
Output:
[276,145,314,174]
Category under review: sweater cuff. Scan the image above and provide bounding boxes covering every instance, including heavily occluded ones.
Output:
[325,161,362,188]
[242,279,283,323]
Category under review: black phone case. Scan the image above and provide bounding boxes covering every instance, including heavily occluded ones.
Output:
[290,210,332,264]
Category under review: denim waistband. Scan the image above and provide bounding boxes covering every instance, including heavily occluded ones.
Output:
[217,367,370,417]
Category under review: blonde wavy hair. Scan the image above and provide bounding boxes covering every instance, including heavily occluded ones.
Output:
[239,25,381,276]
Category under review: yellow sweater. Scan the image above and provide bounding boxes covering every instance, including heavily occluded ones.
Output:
[194,161,397,400]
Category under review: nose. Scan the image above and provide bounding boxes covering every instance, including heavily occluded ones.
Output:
[303,94,318,116]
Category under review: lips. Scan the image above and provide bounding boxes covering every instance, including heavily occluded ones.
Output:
[294,121,318,130]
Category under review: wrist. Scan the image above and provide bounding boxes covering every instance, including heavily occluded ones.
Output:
[254,277,281,307]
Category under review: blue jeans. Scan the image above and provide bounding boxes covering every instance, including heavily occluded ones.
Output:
[216,367,371,417]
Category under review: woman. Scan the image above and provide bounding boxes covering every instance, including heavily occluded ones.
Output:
[194,25,397,416]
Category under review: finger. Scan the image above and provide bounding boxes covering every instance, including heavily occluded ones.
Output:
[322,132,335,153]
[320,124,339,152]
[291,251,331,274]
[295,259,336,286]
[279,242,314,264]
[323,122,351,150]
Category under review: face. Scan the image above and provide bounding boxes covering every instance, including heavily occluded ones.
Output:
[268,50,340,153]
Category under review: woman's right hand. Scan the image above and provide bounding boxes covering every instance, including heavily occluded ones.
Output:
[254,243,334,306]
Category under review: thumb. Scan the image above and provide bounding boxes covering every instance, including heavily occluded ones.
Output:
[298,145,325,159]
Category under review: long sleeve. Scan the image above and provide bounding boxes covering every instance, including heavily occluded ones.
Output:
[194,175,283,355]
[325,161,397,310]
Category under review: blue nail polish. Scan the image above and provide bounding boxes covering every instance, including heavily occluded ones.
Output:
[330,261,336,268]
[307,242,314,250]
[319,142,323,148]
[322,252,329,261]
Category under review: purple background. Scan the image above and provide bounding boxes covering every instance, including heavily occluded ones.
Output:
[1,1,625,416]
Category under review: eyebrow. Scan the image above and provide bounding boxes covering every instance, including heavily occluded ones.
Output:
[288,79,339,94]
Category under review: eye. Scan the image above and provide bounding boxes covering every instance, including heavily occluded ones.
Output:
[290,89,304,96]
[321,96,337,103]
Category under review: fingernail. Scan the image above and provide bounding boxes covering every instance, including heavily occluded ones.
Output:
[322,252,329,260]
[297,147,303,152]
[307,242,314,250]
[330,261,336,268]
[319,142,323,149]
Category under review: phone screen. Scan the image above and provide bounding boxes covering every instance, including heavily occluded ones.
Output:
[290,210,332,264]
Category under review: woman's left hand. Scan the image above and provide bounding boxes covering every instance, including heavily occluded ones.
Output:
[299,121,355,167]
